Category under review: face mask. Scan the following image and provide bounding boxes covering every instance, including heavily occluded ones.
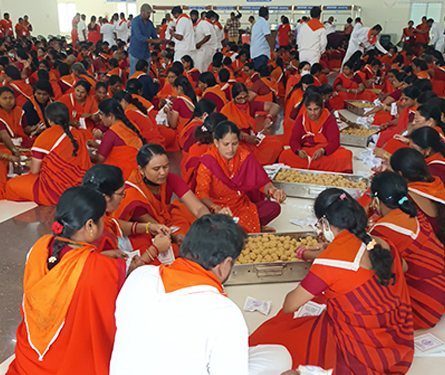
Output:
[318,218,335,243]
[143,176,160,187]
[301,70,310,76]
[236,102,248,110]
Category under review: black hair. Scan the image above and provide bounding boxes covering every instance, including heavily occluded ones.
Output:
[413,79,433,93]
[395,71,407,83]
[126,78,143,95]
[136,143,167,168]
[319,84,333,95]
[372,24,383,32]
[314,188,395,286]
[96,81,108,91]
[179,214,247,271]
[259,6,269,18]
[190,9,198,17]
[231,82,248,99]
[98,98,146,144]
[58,62,70,76]
[413,59,428,71]
[417,91,438,105]
[191,98,216,119]
[410,126,445,158]
[195,112,228,144]
[347,17,353,23]
[113,90,147,115]
[45,102,79,157]
[214,120,241,141]
[404,74,417,85]
[343,60,355,70]
[304,92,324,108]
[310,6,322,18]
[416,104,443,130]
[287,74,315,101]
[5,66,21,80]
[37,69,50,81]
[245,61,255,71]
[371,172,417,217]
[402,85,421,100]
[428,98,445,118]
[82,164,125,197]
[50,186,106,270]
[219,68,230,83]
[74,79,92,94]
[198,72,217,87]
[391,148,433,183]
[174,76,197,105]
[108,75,123,86]
[38,59,50,69]
[298,61,311,72]
[223,57,232,67]
[172,61,184,75]
[310,63,323,75]
[394,54,405,66]
[181,54,194,69]
[34,80,54,97]
[135,59,149,71]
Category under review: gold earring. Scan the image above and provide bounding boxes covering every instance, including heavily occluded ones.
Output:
[90,230,93,237]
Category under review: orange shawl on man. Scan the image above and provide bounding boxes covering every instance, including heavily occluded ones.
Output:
[307,18,325,31]
[8,80,33,108]
[104,121,143,179]
[7,235,125,375]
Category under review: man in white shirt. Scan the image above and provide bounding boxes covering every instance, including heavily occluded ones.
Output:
[324,16,336,35]
[343,24,387,65]
[110,214,292,375]
[195,11,218,72]
[428,18,445,53]
[171,6,196,61]
[353,17,363,33]
[115,12,128,42]
[213,12,224,50]
[251,6,272,69]
[101,18,116,47]
[297,6,327,66]
[77,14,87,42]
[165,13,174,40]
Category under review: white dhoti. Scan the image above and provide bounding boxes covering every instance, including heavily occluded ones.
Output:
[195,46,216,73]
[342,42,364,66]
[249,345,293,375]
[298,50,322,66]
[435,40,445,54]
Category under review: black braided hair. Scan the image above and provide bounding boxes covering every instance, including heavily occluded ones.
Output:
[286,73,315,101]
[49,186,106,270]
[45,102,79,156]
[98,98,146,145]
[113,90,147,115]
[314,188,395,286]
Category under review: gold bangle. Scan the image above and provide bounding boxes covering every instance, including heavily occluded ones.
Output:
[383,152,391,162]
[145,222,151,234]
[146,249,155,262]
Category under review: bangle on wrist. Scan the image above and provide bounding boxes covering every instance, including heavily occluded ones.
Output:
[145,248,155,262]
[150,243,160,257]
[295,247,308,261]
[210,204,221,213]
[266,114,273,120]
[131,222,138,236]
[145,222,151,234]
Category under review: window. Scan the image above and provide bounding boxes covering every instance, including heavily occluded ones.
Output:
[117,3,126,15]
[127,3,137,17]
[410,2,442,23]
[58,3,77,33]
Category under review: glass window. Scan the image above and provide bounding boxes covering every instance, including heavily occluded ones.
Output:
[117,3,126,15]
[410,2,442,23]
[127,3,137,18]
[58,3,77,33]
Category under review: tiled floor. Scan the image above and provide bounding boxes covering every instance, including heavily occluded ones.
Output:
[0,108,444,373]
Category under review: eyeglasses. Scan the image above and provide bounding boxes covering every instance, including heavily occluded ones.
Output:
[113,190,126,198]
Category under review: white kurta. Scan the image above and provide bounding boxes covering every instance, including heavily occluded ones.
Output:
[431,22,445,53]
[195,20,217,72]
[343,26,388,65]
[174,16,196,61]
[110,265,292,375]
[77,20,86,42]
[115,20,128,42]
[324,22,336,35]
[297,23,328,65]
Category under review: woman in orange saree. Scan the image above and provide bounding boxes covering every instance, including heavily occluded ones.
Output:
[193,121,286,233]
[82,164,172,264]
[391,148,445,245]
[279,92,353,173]
[113,144,210,256]
[60,80,100,131]
[88,99,144,180]
[369,171,445,329]
[5,102,92,205]
[6,187,134,375]
[198,72,228,112]
[249,188,414,374]
[5,65,33,108]
[113,90,165,147]
[221,83,282,166]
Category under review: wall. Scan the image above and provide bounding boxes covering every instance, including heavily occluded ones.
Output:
[0,0,432,41]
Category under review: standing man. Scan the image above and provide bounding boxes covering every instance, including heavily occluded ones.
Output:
[100,18,116,47]
[297,6,327,65]
[128,3,164,76]
[225,12,240,44]
[171,6,195,62]
[115,12,128,42]
[190,9,199,31]
[110,214,292,375]
[250,6,272,69]
[195,10,217,72]
[353,17,363,33]
[342,24,387,66]
[324,16,336,35]
[77,14,87,42]
[0,13,13,39]
[415,16,430,45]
[213,13,224,49]
[428,18,444,53]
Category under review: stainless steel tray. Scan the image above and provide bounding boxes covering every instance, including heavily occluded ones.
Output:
[272,168,368,200]
[225,232,316,285]
[340,125,379,148]
[344,100,375,116]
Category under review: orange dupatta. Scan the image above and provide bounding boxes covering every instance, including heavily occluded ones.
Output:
[130,71,146,80]
[301,108,330,146]
[158,83,174,99]
[23,235,95,359]
[0,106,26,138]
[367,29,377,45]
[9,80,33,107]
[307,18,325,32]
[109,121,143,150]
[204,85,228,106]
[159,257,224,294]
[415,71,431,80]
[29,95,47,127]
[260,77,278,95]
[408,177,445,206]
[221,101,256,132]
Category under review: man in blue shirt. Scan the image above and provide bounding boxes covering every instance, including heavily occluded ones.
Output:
[250,7,273,69]
[128,3,164,76]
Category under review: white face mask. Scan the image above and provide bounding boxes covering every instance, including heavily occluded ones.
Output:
[322,218,335,243]
[301,70,310,76]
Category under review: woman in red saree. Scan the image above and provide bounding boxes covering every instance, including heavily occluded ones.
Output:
[60,80,100,131]
[410,126,445,184]
[279,92,353,173]
[285,61,310,98]
[198,72,228,112]
[88,99,144,180]
[232,50,248,83]
[181,55,200,89]
[113,144,210,256]
[221,83,282,166]
[391,148,445,245]
[6,186,139,375]
[82,164,172,264]
[5,102,92,205]
[182,112,227,185]
[87,16,101,44]
[249,188,414,373]
[194,121,285,233]
[369,171,445,329]
[113,90,165,147]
